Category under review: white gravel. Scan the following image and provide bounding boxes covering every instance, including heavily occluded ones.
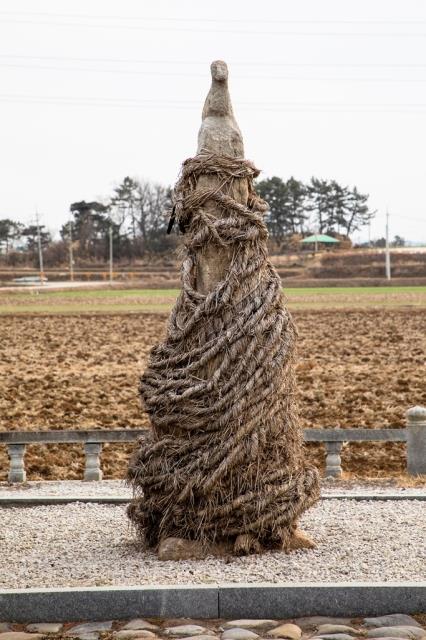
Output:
[1,499,425,589]
[1,480,425,498]
[0,480,131,497]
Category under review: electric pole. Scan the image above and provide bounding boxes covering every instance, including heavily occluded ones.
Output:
[109,225,113,284]
[35,210,45,285]
[69,219,74,281]
[385,209,391,280]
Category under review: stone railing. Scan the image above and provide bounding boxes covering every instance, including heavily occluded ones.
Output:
[1,406,425,483]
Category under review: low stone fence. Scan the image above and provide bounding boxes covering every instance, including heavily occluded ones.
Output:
[1,406,425,483]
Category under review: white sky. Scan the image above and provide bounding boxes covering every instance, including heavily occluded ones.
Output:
[0,0,425,243]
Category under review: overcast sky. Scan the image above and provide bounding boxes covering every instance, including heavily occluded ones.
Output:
[1,0,425,243]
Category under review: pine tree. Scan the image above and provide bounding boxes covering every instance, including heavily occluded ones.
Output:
[0,219,23,255]
[286,177,308,234]
[307,178,332,233]
[327,181,349,234]
[344,187,375,236]
[68,201,109,260]
[256,176,291,240]
[111,177,140,241]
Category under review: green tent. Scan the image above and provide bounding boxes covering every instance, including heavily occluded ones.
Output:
[301,234,339,244]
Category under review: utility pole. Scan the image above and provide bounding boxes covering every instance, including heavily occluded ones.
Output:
[69,219,74,281]
[385,209,391,280]
[35,210,45,285]
[109,225,113,284]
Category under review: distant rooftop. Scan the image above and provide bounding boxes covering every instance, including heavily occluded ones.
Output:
[301,234,340,244]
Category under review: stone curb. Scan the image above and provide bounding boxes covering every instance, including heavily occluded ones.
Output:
[0,586,218,622]
[1,494,425,507]
[0,583,425,623]
[0,496,130,506]
[322,494,426,501]
[218,583,426,618]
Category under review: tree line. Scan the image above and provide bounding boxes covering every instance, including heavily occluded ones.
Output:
[0,175,377,266]
[61,178,173,262]
[0,178,174,266]
[256,176,376,242]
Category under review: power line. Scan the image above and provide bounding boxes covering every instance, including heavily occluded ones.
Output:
[1,94,426,112]
[1,54,426,69]
[1,62,206,78]
[3,61,426,82]
[1,18,426,36]
[1,11,426,26]
[0,94,198,105]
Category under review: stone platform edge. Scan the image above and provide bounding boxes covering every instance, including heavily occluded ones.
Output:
[1,583,425,622]
[1,494,426,507]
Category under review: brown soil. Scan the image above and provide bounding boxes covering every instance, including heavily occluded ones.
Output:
[0,309,425,481]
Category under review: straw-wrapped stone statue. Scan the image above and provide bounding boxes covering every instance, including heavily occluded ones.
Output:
[127,60,320,558]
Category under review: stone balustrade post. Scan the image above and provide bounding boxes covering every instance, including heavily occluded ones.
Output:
[325,441,343,478]
[7,444,26,483]
[84,442,103,481]
[406,406,426,475]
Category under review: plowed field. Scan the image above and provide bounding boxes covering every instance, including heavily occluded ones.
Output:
[1,308,425,481]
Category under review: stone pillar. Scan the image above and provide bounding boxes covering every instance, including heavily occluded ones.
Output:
[406,406,426,475]
[84,442,103,481]
[325,441,343,478]
[8,444,26,483]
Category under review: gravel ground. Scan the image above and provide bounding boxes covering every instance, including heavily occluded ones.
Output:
[0,480,131,497]
[1,480,425,498]
[1,499,425,589]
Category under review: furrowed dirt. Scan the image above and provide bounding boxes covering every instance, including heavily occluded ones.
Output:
[1,309,425,481]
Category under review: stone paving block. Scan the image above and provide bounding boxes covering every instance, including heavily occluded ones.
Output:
[0,634,44,640]
[165,627,209,637]
[358,638,421,640]
[26,624,63,634]
[222,622,277,632]
[115,631,157,639]
[178,636,217,640]
[66,621,113,636]
[367,628,425,639]
[315,635,357,640]
[316,626,360,635]
[268,624,302,639]
[295,619,353,629]
[364,617,423,629]
[221,630,259,640]
[122,621,159,632]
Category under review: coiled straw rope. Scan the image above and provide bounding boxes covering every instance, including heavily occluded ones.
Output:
[127,151,320,553]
